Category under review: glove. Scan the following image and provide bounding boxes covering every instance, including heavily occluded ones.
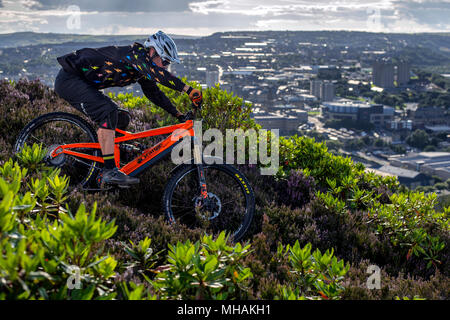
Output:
[186,86,202,108]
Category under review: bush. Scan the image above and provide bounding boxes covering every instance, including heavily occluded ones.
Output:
[275,241,350,300]
[0,151,119,299]
[1,79,448,300]
[151,232,252,300]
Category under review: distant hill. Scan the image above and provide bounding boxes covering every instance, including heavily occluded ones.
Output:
[2,30,450,50]
[0,31,200,49]
[1,30,450,85]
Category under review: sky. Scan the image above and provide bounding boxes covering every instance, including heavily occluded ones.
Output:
[0,0,449,36]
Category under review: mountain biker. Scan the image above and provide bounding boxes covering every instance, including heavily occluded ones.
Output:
[54,30,202,186]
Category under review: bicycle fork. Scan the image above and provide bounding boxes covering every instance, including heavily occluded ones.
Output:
[192,135,208,200]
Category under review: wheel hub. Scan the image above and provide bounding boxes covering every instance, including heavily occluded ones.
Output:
[193,192,221,220]
[45,144,66,167]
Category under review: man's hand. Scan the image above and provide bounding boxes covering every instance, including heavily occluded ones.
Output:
[186,86,203,108]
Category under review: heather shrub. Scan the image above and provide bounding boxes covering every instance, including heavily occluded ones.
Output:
[342,259,449,300]
[1,79,448,300]
[0,79,78,149]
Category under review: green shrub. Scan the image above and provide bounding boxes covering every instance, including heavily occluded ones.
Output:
[0,158,119,299]
[1,79,448,300]
[275,241,350,300]
[15,143,48,173]
[151,232,252,300]
[369,192,449,270]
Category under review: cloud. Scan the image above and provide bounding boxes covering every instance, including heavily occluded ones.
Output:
[392,0,450,28]
[22,0,210,12]
[0,0,449,35]
[188,0,394,16]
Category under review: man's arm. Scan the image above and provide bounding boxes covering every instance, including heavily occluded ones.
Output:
[126,44,186,92]
[138,78,182,117]
[128,43,202,107]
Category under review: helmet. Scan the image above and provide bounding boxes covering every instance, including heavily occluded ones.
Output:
[144,30,181,64]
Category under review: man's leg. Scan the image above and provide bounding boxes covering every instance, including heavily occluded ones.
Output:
[53,68,138,185]
[98,128,115,155]
[97,127,116,169]
[97,110,139,185]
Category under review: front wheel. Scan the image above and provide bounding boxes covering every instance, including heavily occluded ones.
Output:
[162,163,255,242]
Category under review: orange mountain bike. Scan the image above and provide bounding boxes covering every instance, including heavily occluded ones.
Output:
[14,106,255,241]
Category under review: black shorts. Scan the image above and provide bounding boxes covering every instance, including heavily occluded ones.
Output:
[54,68,118,126]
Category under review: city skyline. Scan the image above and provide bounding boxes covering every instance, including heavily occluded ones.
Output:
[0,0,449,36]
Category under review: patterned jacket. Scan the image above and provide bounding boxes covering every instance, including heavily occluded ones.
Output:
[57,42,186,116]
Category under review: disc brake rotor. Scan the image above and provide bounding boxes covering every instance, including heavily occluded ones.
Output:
[193,192,222,220]
[45,144,66,167]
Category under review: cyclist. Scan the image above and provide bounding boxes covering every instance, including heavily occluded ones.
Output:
[54,30,202,186]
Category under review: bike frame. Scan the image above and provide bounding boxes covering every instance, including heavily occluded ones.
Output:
[49,119,207,195]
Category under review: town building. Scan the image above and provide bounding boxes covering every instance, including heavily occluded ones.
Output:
[396,60,410,86]
[321,100,394,128]
[251,107,308,136]
[389,152,450,180]
[372,58,395,88]
[310,79,334,101]
[310,80,322,99]
[407,106,448,129]
[320,82,335,102]
[366,165,433,189]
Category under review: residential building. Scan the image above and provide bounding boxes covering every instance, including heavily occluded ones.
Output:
[396,60,410,86]
[310,79,334,101]
[310,80,321,99]
[320,82,335,102]
[372,59,395,88]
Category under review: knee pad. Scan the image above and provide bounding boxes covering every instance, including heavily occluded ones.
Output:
[98,109,118,130]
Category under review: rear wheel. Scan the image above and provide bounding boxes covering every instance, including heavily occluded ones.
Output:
[162,163,255,242]
[14,112,100,188]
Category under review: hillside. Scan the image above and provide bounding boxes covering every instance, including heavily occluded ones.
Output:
[0,32,198,49]
[0,79,448,300]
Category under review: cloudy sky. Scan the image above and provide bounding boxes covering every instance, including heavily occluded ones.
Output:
[0,0,449,36]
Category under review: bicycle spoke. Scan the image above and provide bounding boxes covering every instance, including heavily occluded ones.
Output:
[17,116,99,188]
[168,165,250,238]
[29,134,45,145]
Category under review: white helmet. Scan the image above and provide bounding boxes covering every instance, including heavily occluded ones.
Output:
[144,30,181,64]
